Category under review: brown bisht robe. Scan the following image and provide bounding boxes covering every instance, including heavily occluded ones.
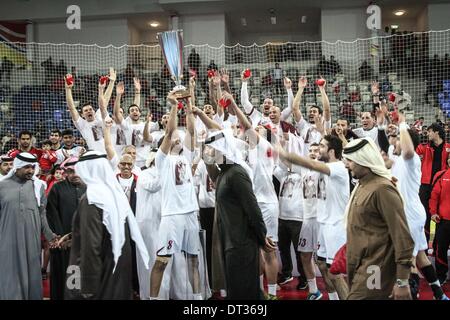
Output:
[65,195,133,300]
[215,164,267,300]
[346,172,414,299]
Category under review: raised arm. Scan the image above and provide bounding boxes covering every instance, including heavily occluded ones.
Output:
[398,113,415,160]
[275,140,331,175]
[133,77,141,108]
[193,106,222,131]
[159,92,179,155]
[103,117,116,161]
[220,68,232,94]
[292,76,307,123]
[103,67,117,106]
[113,81,125,124]
[184,98,196,152]
[208,73,218,110]
[98,81,108,120]
[189,76,196,108]
[143,113,154,143]
[65,74,80,122]
[317,77,331,122]
[281,77,294,122]
[240,69,255,115]
[212,73,224,118]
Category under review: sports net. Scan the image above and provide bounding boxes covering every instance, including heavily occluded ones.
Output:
[1,29,450,151]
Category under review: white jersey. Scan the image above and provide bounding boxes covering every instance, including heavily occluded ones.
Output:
[293,165,324,220]
[74,110,105,153]
[117,175,134,202]
[391,153,427,226]
[121,118,155,168]
[111,122,129,155]
[295,118,331,157]
[353,126,380,148]
[55,145,84,164]
[194,160,215,208]
[155,148,199,216]
[274,166,303,221]
[316,161,349,225]
[248,138,278,204]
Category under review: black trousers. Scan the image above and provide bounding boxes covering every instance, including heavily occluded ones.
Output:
[419,184,432,244]
[435,219,450,282]
[49,249,71,300]
[199,207,215,283]
[278,219,306,282]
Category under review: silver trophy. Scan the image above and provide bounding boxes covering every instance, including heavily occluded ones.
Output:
[157,30,190,99]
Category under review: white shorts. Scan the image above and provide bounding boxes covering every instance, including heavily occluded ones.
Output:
[156,211,200,256]
[298,218,319,253]
[317,222,346,265]
[259,202,279,242]
[409,222,428,257]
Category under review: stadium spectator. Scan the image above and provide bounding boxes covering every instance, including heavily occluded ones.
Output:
[207,59,218,72]
[339,100,357,124]
[39,140,57,176]
[0,154,13,177]
[0,56,14,83]
[188,48,201,76]
[271,63,284,95]
[7,130,42,160]
[430,152,450,286]
[416,123,450,244]
[329,56,342,76]
[49,129,62,150]
[359,60,374,81]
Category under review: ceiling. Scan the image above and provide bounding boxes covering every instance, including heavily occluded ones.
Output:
[128,13,170,32]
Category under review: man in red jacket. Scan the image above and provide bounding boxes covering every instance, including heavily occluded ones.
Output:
[416,123,450,243]
[430,152,450,285]
[7,130,42,161]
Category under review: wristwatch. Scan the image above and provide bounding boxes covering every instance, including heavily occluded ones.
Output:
[396,279,409,288]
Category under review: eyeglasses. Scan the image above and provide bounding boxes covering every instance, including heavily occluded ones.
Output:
[119,162,133,167]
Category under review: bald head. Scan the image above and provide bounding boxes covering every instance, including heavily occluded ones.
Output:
[269,106,281,124]
[118,154,134,178]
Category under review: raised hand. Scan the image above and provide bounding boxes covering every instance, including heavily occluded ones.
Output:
[212,72,221,87]
[146,113,153,123]
[104,117,113,128]
[133,77,141,92]
[116,81,125,96]
[220,68,229,84]
[371,81,380,95]
[189,76,196,89]
[284,77,292,90]
[108,67,117,82]
[65,74,74,89]
[241,69,251,82]
[298,76,308,90]
[167,90,178,106]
